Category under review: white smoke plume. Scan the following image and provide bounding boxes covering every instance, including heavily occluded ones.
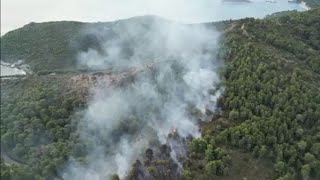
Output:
[63,16,222,179]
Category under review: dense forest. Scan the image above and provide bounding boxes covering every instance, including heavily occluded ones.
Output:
[1,8,320,180]
[184,8,320,180]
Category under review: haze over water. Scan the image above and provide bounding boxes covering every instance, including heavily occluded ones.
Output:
[1,0,305,35]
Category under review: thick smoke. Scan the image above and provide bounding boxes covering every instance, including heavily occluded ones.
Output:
[63,16,222,179]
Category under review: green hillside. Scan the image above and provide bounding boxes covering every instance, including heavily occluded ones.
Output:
[0,16,168,73]
[1,21,85,72]
[1,8,320,180]
[184,8,320,180]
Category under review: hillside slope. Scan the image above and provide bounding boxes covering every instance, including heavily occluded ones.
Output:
[1,8,320,180]
[184,8,320,180]
[1,21,84,72]
[0,16,170,73]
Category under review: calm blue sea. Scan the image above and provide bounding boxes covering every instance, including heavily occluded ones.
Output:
[161,0,305,23]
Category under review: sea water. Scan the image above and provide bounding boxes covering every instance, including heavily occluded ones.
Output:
[161,0,306,23]
[1,0,306,35]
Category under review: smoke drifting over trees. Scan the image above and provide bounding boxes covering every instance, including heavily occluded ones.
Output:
[63,16,223,179]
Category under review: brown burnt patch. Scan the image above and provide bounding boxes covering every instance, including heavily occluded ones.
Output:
[67,63,156,101]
